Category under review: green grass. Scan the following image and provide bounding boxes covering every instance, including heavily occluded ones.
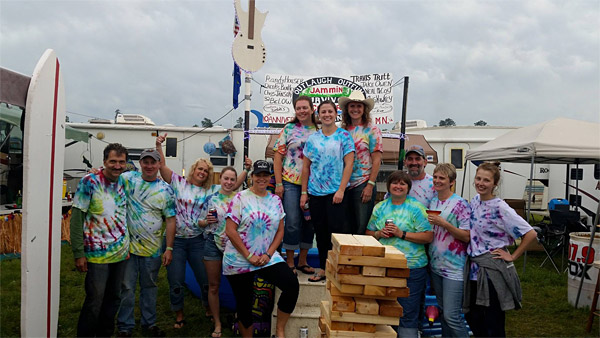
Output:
[1,245,599,337]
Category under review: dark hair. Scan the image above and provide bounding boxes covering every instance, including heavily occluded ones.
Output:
[386,170,412,194]
[477,162,501,185]
[103,143,128,161]
[288,95,317,127]
[221,166,237,176]
[341,101,371,128]
[317,100,337,114]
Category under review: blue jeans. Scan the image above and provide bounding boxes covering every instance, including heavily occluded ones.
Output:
[77,260,127,337]
[397,266,427,337]
[166,235,208,311]
[430,272,469,338]
[282,181,314,250]
[346,181,377,235]
[117,254,162,332]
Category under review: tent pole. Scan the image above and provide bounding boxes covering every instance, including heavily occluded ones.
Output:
[397,76,409,170]
[575,199,600,307]
[565,164,570,200]
[460,159,467,197]
[574,160,580,212]
[523,154,535,275]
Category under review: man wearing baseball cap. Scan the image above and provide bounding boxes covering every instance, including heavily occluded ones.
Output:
[404,145,436,208]
[116,149,176,337]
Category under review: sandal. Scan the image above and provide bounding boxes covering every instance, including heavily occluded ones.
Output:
[173,319,185,329]
[308,273,326,282]
[297,264,315,274]
[211,331,222,338]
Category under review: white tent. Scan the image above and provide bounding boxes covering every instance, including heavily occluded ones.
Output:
[466,118,600,164]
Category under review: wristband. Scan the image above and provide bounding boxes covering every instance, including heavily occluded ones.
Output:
[166,246,174,251]
[301,191,308,195]
[368,180,376,186]
[247,253,253,260]
[401,231,407,240]
[276,183,283,187]
[265,252,272,259]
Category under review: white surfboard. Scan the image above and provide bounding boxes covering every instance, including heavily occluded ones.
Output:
[21,49,65,337]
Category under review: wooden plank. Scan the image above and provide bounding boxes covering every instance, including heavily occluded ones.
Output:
[363,284,387,297]
[386,287,410,298]
[328,256,361,274]
[331,321,353,331]
[327,293,356,313]
[330,280,398,300]
[353,235,385,257]
[353,323,377,333]
[337,273,407,288]
[326,269,364,294]
[354,297,379,315]
[378,299,404,317]
[386,268,410,278]
[384,245,406,260]
[325,324,397,337]
[337,254,407,268]
[323,301,399,325]
[362,265,386,277]
[332,233,364,256]
[319,316,326,332]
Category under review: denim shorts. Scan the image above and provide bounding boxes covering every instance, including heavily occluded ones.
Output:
[203,234,223,261]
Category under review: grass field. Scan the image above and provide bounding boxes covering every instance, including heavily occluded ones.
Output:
[1,243,599,337]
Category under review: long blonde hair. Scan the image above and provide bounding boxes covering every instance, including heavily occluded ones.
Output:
[187,158,214,189]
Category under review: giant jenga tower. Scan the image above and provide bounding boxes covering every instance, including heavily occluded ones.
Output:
[318,234,409,337]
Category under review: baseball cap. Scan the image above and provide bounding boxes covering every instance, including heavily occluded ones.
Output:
[406,145,426,158]
[139,149,160,161]
[252,160,271,175]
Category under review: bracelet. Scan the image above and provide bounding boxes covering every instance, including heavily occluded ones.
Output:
[265,252,272,259]
[375,231,380,240]
[166,246,174,251]
[368,180,376,186]
[401,231,407,240]
[247,253,253,260]
[276,183,283,187]
[301,191,308,195]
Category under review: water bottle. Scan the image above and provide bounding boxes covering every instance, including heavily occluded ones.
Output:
[302,203,311,221]
[16,190,22,208]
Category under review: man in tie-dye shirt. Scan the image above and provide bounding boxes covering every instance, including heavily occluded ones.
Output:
[70,143,130,337]
[116,149,176,337]
[405,145,436,208]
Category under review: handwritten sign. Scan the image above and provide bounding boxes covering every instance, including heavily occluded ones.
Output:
[263,73,394,125]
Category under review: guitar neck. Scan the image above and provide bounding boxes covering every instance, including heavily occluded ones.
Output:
[248,0,255,40]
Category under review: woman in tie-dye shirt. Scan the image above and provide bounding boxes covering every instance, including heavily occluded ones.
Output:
[427,163,470,338]
[273,95,318,276]
[301,100,355,282]
[155,134,250,329]
[465,162,536,337]
[224,160,299,338]
[340,90,383,234]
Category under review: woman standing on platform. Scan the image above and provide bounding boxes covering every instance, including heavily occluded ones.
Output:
[300,100,355,282]
[273,95,318,276]
[365,170,433,337]
[340,91,383,235]
[464,162,536,337]
[224,160,299,338]
[427,163,470,337]
[155,134,250,329]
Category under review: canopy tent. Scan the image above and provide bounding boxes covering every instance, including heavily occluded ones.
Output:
[465,117,600,307]
[265,133,438,164]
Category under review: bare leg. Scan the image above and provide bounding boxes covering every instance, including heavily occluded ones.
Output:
[204,259,222,336]
[285,249,295,268]
[297,248,314,273]
[174,309,184,328]
[238,321,254,338]
[275,308,291,338]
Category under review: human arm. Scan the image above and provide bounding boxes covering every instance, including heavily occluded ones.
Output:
[333,151,354,204]
[386,222,434,244]
[155,133,173,184]
[232,156,252,190]
[428,214,470,243]
[70,207,87,272]
[361,151,381,203]
[300,156,311,208]
[162,216,176,266]
[273,152,285,198]
[492,229,537,262]
[256,218,285,266]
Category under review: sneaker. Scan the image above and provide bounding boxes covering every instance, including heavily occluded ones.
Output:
[144,325,166,337]
[117,331,132,337]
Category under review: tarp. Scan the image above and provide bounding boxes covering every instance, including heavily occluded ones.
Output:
[264,133,438,164]
[465,118,600,164]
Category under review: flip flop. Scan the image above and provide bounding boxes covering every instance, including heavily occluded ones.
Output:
[173,319,185,329]
[211,331,222,338]
[297,264,315,274]
[308,273,326,282]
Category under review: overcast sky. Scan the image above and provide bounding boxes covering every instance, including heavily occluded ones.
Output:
[1,0,598,129]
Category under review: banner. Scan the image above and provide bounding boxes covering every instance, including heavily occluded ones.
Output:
[263,73,394,125]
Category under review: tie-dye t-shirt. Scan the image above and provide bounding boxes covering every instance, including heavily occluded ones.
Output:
[273,123,317,185]
[170,172,220,238]
[428,194,471,281]
[346,123,383,188]
[121,171,176,257]
[223,189,285,275]
[367,197,431,269]
[303,128,355,196]
[408,174,436,208]
[202,190,236,252]
[73,171,129,264]
[468,195,533,280]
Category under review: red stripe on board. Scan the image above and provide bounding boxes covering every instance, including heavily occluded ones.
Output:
[47,58,60,337]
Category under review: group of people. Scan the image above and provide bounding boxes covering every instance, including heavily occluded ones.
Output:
[70,89,536,338]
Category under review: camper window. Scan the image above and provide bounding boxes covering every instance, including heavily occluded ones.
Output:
[450,148,463,169]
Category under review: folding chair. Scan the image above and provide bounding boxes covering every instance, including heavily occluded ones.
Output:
[537,210,587,272]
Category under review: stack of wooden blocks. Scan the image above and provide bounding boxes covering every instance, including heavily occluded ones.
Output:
[318,234,409,337]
